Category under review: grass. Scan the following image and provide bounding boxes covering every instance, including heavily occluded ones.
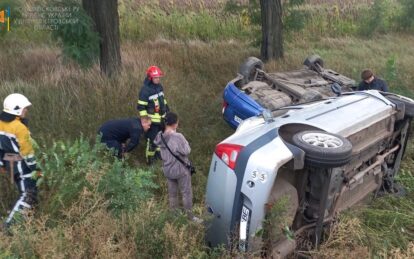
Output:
[118,1,253,42]
[0,0,414,258]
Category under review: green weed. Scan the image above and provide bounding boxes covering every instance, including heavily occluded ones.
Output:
[35,137,157,221]
[0,0,413,257]
[396,0,414,30]
[119,3,253,42]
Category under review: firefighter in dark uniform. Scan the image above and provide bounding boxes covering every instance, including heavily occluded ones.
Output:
[98,116,151,159]
[0,93,38,229]
[137,66,170,164]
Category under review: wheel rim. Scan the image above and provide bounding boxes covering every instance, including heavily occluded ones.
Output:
[301,132,343,148]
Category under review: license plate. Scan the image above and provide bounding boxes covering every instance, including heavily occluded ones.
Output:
[234,115,243,124]
[239,206,250,251]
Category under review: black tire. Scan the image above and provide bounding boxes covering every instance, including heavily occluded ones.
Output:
[239,57,264,85]
[385,95,414,118]
[303,54,324,73]
[292,130,353,168]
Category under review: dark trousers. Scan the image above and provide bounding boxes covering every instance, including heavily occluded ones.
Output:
[145,124,162,161]
[5,161,38,225]
[101,139,122,158]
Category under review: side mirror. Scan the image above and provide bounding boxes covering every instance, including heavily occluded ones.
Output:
[331,83,342,96]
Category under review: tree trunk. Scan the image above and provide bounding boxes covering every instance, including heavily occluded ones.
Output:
[260,0,284,61]
[82,0,121,77]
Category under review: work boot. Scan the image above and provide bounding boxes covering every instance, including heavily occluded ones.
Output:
[155,150,162,161]
[146,155,156,165]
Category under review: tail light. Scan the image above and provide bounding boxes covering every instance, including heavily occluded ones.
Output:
[222,101,228,114]
[215,143,244,170]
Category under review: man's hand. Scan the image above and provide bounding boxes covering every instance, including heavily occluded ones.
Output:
[121,143,129,160]
[122,152,130,160]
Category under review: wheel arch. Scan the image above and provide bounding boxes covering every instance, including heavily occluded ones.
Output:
[278,123,325,144]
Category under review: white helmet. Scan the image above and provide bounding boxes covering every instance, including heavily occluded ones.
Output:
[3,93,32,116]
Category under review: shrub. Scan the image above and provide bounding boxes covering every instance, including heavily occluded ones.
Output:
[383,55,414,98]
[284,0,307,32]
[36,136,157,221]
[396,0,414,31]
[120,4,252,42]
[98,165,158,216]
[358,0,397,36]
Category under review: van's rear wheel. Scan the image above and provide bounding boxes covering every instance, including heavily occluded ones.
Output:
[292,130,353,168]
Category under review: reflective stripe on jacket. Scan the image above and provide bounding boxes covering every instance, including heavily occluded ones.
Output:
[0,116,37,171]
[137,78,169,124]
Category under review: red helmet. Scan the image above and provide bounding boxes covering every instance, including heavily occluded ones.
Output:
[146,66,164,80]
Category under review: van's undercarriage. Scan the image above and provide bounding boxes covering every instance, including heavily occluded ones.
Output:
[264,116,412,258]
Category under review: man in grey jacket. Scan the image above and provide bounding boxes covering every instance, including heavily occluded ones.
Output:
[154,112,201,222]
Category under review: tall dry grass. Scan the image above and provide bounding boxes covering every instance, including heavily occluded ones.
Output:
[1,34,414,256]
[0,1,414,257]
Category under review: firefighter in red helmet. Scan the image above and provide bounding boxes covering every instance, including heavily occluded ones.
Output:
[137,65,170,164]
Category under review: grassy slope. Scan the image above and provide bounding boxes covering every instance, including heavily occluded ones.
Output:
[0,1,414,258]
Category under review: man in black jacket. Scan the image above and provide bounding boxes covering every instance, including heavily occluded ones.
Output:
[358,69,389,92]
[137,65,170,164]
[98,116,151,159]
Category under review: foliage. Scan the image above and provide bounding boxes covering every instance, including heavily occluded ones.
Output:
[312,216,368,258]
[35,136,157,221]
[119,2,253,42]
[223,0,261,45]
[98,165,158,215]
[384,55,398,83]
[46,0,100,68]
[262,196,293,251]
[1,1,414,257]
[358,0,398,36]
[383,55,414,98]
[284,0,307,32]
[396,0,414,31]
[360,193,414,254]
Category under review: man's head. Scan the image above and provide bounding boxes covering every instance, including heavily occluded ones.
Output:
[140,116,151,132]
[361,69,374,84]
[164,112,178,130]
[3,93,32,118]
[146,65,164,84]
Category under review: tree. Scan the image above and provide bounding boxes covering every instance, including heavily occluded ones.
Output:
[82,0,121,77]
[260,0,284,61]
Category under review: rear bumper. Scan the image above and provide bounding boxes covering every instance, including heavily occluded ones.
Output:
[223,82,263,129]
[223,104,245,129]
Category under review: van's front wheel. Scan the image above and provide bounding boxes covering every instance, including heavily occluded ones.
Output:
[292,130,353,168]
